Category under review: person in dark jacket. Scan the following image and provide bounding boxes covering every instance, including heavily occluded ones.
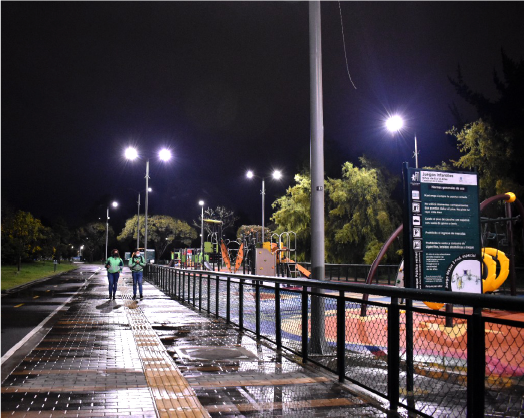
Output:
[105,249,123,300]
[129,248,146,300]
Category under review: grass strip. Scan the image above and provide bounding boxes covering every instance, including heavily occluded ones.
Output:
[1,261,79,291]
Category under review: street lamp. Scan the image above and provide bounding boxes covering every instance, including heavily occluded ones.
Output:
[385,114,419,168]
[125,146,172,263]
[105,201,118,260]
[129,187,152,250]
[246,169,282,244]
[199,200,204,265]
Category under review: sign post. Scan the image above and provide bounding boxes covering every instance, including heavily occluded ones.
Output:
[404,166,482,293]
[402,164,482,401]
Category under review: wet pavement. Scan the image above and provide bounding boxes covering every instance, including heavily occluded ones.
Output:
[2,264,410,417]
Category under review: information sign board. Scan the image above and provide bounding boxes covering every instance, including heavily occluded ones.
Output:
[404,167,482,293]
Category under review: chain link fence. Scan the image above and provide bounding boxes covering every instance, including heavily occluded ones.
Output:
[146,265,524,418]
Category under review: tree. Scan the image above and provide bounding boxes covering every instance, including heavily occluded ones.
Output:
[42,217,74,262]
[271,173,312,261]
[236,225,271,241]
[449,50,524,133]
[118,215,197,259]
[326,158,401,264]
[448,50,524,195]
[271,159,402,264]
[193,206,239,238]
[446,120,522,199]
[1,210,46,270]
[76,222,107,262]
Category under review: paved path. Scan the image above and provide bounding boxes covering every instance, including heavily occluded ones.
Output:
[2,264,406,417]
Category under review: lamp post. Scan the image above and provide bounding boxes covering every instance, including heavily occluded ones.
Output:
[385,115,419,168]
[125,146,172,264]
[129,187,152,250]
[199,200,204,265]
[105,201,118,260]
[136,192,140,249]
[246,169,282,244]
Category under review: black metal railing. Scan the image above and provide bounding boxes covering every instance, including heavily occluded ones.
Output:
[299,262,399,284]
[145,265,524,418]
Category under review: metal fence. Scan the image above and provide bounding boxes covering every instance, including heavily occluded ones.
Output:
[145,265,524,418]
[299,262,399,284]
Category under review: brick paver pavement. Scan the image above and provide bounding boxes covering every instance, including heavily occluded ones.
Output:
[2,264,404,417]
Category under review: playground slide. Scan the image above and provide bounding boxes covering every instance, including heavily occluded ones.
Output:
[295,262,312,278]
[234,243,244,273]
[281,257,311,278]
[203,261,213,271]
[220,240,232,272]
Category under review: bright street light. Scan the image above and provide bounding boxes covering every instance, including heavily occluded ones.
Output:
[385,114,419,168]
[125,146,138,161]
[124,146,172,263]
[385,115,404,132]
[158,148,172,161]
[105,201,118,260]
[246,169,283,244]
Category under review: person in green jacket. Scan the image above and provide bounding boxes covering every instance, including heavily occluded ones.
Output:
[129,248,146,300]
[105,249,123,300]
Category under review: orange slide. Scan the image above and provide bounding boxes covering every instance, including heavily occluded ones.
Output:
[280,256,311,278]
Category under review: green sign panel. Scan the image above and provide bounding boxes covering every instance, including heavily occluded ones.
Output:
[405,168,482,293]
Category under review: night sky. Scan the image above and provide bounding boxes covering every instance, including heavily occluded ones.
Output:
[2,2,524,232]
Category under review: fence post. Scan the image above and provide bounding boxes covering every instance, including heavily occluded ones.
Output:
[275,283,282,348]
[191,271,195,305]
[206,275,211,314]
[387,297,400,411]
[215,275,219,317]
[467,307,485,418]
[255,280,261,338]
[302,286,308,363]
[239,278,244,331]
[198,273,202,311]
[337,290,345,382]
[226,277,231,323]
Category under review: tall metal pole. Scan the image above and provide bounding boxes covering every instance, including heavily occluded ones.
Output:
[261,178,266,244]
[309,0,326,355]
[144,159,150,264]
[414,133,419,168]
[310,1,325,281]
[136,193,140,249]
[200,203,204,264]
[105,206,109,261]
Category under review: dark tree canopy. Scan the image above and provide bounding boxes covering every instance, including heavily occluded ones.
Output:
[448,50,524,195]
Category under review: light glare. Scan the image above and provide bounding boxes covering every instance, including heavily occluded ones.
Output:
[386,115,404,132]
[272,170,282,180]
[246,170,254,179]
[125,147,138,160]
[112,201,118,208]
[159,148,172,161]
[199,200,204,206]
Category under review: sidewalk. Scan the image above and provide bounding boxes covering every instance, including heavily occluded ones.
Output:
[1,264,404,417]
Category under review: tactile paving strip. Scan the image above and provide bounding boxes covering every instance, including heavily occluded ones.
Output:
[119,279,211,418]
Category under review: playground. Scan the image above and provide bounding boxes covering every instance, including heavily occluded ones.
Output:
[161,190,524,414]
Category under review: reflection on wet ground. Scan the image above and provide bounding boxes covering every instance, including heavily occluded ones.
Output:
[1,265,405,417]
[139,283,403,417]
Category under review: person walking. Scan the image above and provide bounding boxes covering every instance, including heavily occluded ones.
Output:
[105,249,123,300]
[129,248,146,300]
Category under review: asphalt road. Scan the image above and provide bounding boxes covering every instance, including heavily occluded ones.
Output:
[1,264,102,377]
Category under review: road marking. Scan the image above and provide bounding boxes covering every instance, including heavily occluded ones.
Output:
[1,268,100,365]
[14,304,24,308]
